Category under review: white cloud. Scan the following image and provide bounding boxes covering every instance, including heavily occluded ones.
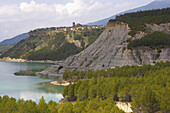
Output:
[55,0,82,15]
[0,0,139,41]
[20,1,36,12]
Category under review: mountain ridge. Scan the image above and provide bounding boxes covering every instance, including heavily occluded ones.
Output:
[87,0,170,26]
[0,33,29,46]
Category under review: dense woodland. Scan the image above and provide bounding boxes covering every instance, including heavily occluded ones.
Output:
[110,8,170,36]
[63,61,170,80]
[63,61,170,113]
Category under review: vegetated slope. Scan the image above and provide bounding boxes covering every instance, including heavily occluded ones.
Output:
[42,8,170,75]
[87,0,170,25]
[0,33,28,46]
[0,45,14,55]
[112,8,170,36]
[62,61,170,113]
[127,31,170,49]
[0,27,104,61]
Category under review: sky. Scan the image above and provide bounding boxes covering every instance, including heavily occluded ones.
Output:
[0,0,155,41]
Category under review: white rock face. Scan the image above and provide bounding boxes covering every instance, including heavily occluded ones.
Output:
[116,102,132,113]
[43,22,170,75]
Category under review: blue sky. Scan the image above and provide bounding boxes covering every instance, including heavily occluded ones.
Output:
[0,0,155,41]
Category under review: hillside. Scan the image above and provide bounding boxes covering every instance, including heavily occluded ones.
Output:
[0,25,105,61]
[42,8,170,75]
[0,45,14,55]
[0,33,28,46]
[87,0,170,25]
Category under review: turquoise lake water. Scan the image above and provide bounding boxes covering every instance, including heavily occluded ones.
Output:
[0,61,64,103]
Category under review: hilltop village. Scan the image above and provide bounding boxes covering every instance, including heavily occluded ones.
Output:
[31,22,105,33]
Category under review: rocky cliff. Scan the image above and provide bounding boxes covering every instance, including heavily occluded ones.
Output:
[42,22,170,75]
[63,22,130,70]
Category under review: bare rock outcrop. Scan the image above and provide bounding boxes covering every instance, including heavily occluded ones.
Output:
[146,23,170,34]
[116,102,132,113]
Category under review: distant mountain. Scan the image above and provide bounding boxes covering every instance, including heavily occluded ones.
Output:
[87,0,170,25]
[0,33,29,46]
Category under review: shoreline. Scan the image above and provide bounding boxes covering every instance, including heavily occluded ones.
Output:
[0,57,56,63]
[50,80,70,86]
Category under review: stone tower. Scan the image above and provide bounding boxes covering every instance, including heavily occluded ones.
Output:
[73,22,75,27]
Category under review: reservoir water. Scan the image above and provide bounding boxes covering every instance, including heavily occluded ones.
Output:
[0,61,64,103]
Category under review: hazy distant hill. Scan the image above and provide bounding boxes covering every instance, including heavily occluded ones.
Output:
[0,33,29,46]
[87,0,170,25]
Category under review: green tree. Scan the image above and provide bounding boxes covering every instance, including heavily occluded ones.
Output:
[132,87,160,113]
[48,100,59,113]
[58,102,73,113]
[38,96,50,113]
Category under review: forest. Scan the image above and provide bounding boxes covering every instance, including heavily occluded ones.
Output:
[62,61,170,80]
[109,8,170,36]
[62,61,170,113]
